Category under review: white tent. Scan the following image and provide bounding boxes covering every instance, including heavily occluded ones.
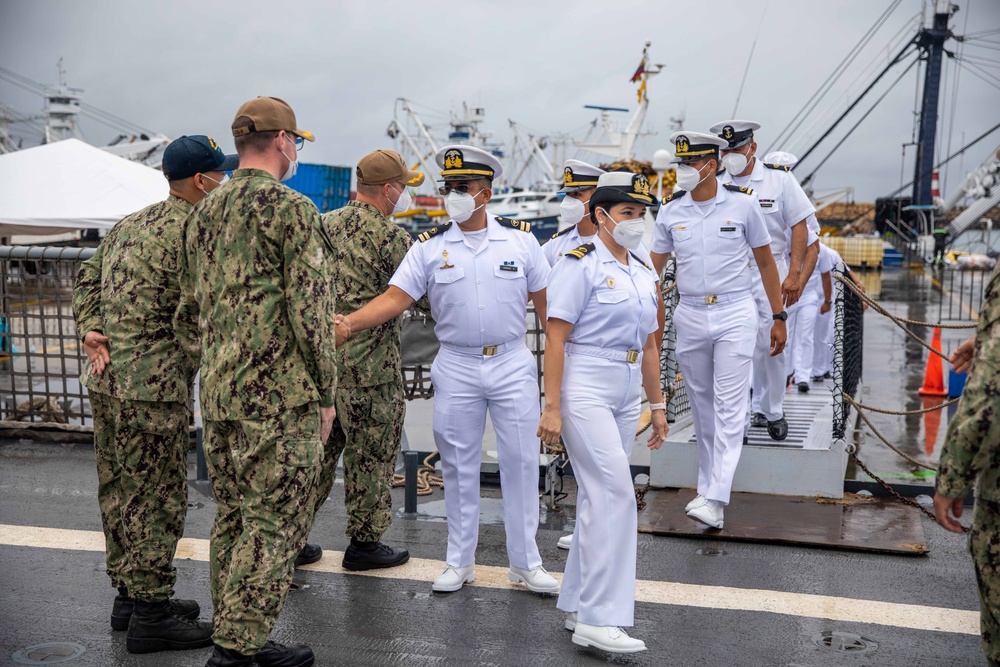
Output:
[0,138,168,237]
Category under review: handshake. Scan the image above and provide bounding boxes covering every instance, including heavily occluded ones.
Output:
[335,314,351,347]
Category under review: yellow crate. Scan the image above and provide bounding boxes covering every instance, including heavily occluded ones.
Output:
[820,237,884,269]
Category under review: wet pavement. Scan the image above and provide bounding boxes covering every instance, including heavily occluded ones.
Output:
[0,439,988,666]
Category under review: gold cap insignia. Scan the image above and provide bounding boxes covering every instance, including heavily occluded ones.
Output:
[675,135,690,154]
[723,126,734,140]
[563,167,573,185]
[208,136,219,151]
[444,149,464,170]
[633,174,650,197]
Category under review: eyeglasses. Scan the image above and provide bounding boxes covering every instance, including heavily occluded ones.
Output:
[438,181,482,196]
[285,132,304,152]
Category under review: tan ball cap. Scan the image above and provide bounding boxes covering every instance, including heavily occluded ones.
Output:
[356,149,424,186]
[231,96,315,141]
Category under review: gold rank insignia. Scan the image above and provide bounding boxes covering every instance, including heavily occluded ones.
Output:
[565,242,595,260]
[723,183,754,195]
[497,216,532,233]
[440,249,454,269]
[418,221,452,243]
[444,149,463,170]
[208,136,219,151]
[607,277,616,288]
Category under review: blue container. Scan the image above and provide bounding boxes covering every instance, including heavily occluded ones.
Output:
[948,369,968,398]
[285,163,352,214]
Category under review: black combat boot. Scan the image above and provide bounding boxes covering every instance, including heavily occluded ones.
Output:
[342,539,410,571]
[205,641,315,667]
[111,587,200,631]
[125,599,213,654]
[294,543,323,567]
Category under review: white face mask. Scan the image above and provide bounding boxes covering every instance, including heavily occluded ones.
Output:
[675,162,712,191]
[388,184,411,215]
[721,148,752,175]
[201,174,228,192]
[601,208,645,250]
[280,135,298,182]
[444,190,486,223]
[559,195,586,226]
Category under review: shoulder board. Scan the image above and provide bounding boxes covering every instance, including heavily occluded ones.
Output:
[496,216,532,233]
[549,228,566,240]
[629,251,653,271]
[661,190,686,205]
[723,184,754,195]
[565,243,595,260]
[763,162,791,172]
[417,221,452,243]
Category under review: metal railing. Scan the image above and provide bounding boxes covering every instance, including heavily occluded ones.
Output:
[931,266,991,323]
[881,217,923,266]
[0,246,96,426]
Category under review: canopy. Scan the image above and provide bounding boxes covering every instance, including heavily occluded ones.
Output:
[0,138,169,236]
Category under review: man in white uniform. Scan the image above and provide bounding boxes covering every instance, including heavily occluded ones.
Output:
[791,227,834,391]
[340,145,559,595]
[650,131,787,529]
[711,121,817,441]
[543,160,606,266]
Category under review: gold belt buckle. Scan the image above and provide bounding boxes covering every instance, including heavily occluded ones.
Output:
[704,295,718,305]
[626,350,639,363]
[482,345,498,356]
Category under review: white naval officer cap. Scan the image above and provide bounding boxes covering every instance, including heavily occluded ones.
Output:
[558,159,606,193]
[708,120,762,149]
[669,131,728,163]
[588,170,654,222]
[435,144,504,182]
[763,151,799,167]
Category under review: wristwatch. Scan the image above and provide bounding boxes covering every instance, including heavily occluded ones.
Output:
[772,311,788,321]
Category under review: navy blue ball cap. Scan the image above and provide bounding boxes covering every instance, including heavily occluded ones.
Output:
[162,135,239,181]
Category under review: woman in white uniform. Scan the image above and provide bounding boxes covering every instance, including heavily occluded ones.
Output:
[538,171,668,654]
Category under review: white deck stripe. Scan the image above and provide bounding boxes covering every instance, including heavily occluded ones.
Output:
[0,523,978,636]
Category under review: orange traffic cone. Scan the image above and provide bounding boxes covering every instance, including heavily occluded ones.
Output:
[918,327,949,397]
[921,395,945,455]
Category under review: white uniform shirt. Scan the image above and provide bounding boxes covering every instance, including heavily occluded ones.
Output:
[806,242,836,297]
[544,224,656,273]
[547,236,659,351]
[722,158,816,260]
[651,186,771,297]
[390,213,550,347]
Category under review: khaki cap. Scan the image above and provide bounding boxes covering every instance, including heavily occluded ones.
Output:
[231,96,315,141]
[356,149,424,186]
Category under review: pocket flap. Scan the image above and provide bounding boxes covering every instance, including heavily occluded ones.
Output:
[596,289,629,304]
[434,267,466,284]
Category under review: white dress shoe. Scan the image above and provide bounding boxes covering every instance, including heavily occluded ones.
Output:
[508,565,560,593]
[432,565,475,592]
[564,611,577,631]
[685,494,707,513]
[686,499,724,529]
[572,622,646,653]
[557,533,573,550]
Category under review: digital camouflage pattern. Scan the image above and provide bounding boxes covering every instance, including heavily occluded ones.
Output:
[311,381,406,542]
[74,195,197,403]
[322,200,413,387]
[204,402,322,653]
[72,195,195,600]
[176,168,337,420]
[938,259,1000,664]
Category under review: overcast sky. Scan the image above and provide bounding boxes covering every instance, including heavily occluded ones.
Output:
[2,0,998,202]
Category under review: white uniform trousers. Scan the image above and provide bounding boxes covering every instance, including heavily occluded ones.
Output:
[812,306,835,377]
[784,300,801,379]
[792,289,821,384]
[430,342,543,570]
[748,258,789,421]
[675,295,758,505]
[555,348,641,627]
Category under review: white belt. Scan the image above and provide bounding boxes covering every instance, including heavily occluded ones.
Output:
[440,336,525,357]
[565,342,641,364]
[678,289,753,306]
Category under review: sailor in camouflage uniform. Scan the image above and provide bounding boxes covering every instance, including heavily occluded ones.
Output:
[74,135,234,653]
[176,97,338,667]
[309,149,422,571]
[935,263,1000,667]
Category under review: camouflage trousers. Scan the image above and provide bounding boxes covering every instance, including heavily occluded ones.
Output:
[972,498,1000,666]
[205,401,322,654]
[90,391,189,600]
[312,382,405,542]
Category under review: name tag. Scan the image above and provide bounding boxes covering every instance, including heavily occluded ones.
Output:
[499,265,519,272]
[720,226,736,232]
[759,198,775,208]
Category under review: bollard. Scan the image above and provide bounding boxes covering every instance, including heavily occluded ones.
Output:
[196,427,209,482]
[404,451,419,514]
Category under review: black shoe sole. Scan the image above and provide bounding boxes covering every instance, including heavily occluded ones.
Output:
[294,554,323,568]
[342,553,410,571]
[125,635,214,654]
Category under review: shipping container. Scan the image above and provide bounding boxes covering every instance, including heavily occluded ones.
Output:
[285,163,352,213]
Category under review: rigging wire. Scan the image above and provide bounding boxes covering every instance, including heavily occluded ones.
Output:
[731,1,769,117]
[942,0,971,196]
[768,0,906,151]
[956,59,1000,90]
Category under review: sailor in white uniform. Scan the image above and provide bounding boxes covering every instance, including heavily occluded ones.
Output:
[543,160,606,266]
[538,171,667,654]
[341,145,559,595]
[791,218,835,391]
[650,132,787,529]
[711,121,817,441]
